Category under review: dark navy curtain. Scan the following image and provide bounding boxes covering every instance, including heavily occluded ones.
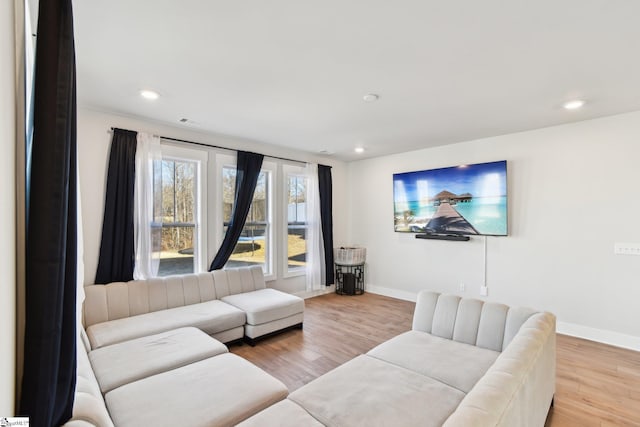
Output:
[94,128,138,283]
[210,151,264,270]
[20,0,78,424]
[318,165,334,285]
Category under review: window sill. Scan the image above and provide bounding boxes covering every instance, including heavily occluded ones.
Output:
[283,269,306,279]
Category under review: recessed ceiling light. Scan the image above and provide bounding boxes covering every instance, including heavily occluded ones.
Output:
[563,99,585,110]
[363,93,379,103]
[140,89,160,100]
[354,147,365,154]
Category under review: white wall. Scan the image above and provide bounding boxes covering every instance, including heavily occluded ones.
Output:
[348,111,640,350]
[77,108,348,293]
[1,0,17,415]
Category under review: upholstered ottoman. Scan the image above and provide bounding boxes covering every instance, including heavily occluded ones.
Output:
[89,327,228,393]
[221,288,304,345]
[105,353,289,427]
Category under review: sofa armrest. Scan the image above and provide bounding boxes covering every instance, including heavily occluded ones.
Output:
[63,335,115,427]
[443,312,556,427]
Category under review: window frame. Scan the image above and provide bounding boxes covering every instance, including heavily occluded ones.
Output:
[215,154,276,280]
[158,143,208,275]
[282,164,308,278]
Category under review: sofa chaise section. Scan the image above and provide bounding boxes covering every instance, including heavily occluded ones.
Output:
[212,267,305,343]
[83,266,304,349]
[240,290,556,427]
[85,298,246,349]
[221,288,304,344]
[84,272,246,349]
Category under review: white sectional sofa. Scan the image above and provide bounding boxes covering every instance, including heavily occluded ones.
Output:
[240,290,556,427]
[83,265,304,348]
[65,266,305,426]
[68,278,555,427]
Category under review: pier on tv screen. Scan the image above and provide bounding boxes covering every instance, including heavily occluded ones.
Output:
[393,160,507,236]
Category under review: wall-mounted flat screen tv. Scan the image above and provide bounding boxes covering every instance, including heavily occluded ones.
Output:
[393,160,507,236]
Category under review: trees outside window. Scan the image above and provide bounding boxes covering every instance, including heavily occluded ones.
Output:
[154,145,207,277]
[156,159,196,275]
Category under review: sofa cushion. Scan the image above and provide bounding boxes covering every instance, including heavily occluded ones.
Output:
[411,291,538,352]
[86,299,246,349]
[367,330,500,393]
[83,273,219,327]
[89,327,228,393]
[105,353,288,427]
[221,288,304,326]
[212,266,266,298]
[288,355,465,427]
[431,295,461,339]
[237,399,324,427]
[476,302,509,352]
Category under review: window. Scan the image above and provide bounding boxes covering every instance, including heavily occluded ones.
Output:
[222,165,272,274]
[156,146,207,276]
[286,173,308,274]
[136,145,324,283]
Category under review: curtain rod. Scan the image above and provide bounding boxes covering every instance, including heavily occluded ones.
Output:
[109,127,307,165]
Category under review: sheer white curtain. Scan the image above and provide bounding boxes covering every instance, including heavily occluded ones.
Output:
[133,133,162,279]
[76,152,85,332]
[305,163,325,291]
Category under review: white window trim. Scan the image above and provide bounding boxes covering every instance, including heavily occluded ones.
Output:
[160,143,209,274]
[215,154,276,281]
[282,164,307,279]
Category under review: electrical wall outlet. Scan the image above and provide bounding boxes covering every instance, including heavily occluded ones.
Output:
[480,286,488,297]
[614,243,640,256]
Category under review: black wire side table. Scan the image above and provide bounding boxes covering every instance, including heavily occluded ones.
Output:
[335,262,365,295]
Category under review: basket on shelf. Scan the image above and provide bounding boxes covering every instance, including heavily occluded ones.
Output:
[334,247,366,265]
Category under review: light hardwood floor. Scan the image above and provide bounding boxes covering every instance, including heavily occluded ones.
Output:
[230,292,640,426]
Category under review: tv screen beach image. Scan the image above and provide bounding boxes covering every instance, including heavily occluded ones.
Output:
[393,160,507,236]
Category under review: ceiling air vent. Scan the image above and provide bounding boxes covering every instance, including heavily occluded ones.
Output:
[179,118,201,126]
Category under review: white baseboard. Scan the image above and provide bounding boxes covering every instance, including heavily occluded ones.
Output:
[294,285,335,300]
[366,285,640,352]
[556,321,640,352]
[366,285,418,302]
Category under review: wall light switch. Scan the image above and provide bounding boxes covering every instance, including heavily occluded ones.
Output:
[480,286,488,296]
[614,243,640,256]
